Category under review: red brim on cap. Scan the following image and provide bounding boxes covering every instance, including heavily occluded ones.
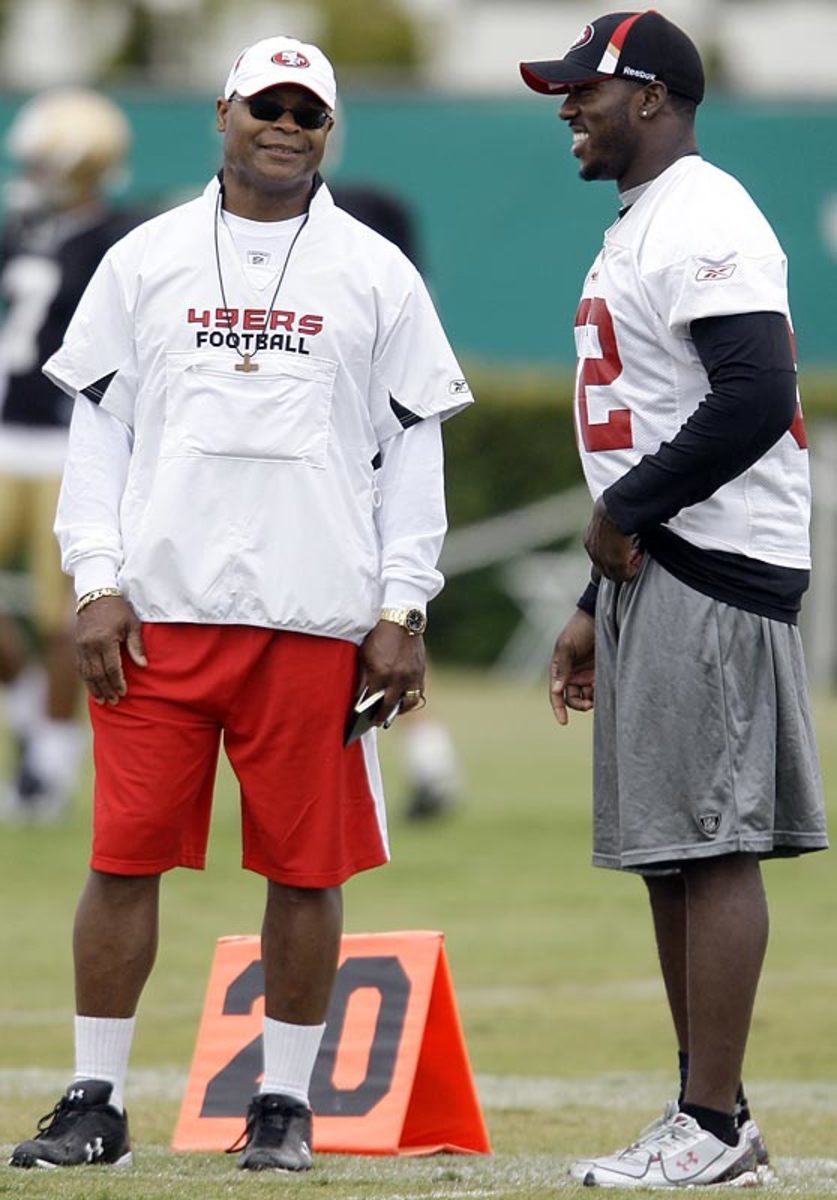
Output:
[519,60,611,94]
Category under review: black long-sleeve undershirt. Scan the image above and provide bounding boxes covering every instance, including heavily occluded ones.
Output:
[604,311,797,532]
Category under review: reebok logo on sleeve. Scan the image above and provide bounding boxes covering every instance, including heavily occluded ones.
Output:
[695,262,737,282]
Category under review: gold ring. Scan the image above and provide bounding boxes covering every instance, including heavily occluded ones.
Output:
[404,689,423,699]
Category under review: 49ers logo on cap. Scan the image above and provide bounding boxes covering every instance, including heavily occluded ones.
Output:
[272,49,309,68]
[567,23,594,52]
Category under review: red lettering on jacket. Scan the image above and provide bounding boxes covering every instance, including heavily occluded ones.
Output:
[298,314,324,336]
[187,308,324,335]
[269,311,295,331]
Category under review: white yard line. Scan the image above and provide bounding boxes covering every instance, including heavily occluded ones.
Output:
[3,1067,837,1115]
[0,1066,189,1100]
[475,1073,837,1113]
[0,1002,199,1026]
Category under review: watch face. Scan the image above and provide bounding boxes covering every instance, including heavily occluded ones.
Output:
[405,609,426,634]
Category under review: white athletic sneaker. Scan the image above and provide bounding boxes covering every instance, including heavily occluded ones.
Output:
[570,1102,771,1185]
[568,1100,679,1182]
[576,1112,759,1188]
[739,1118,773,1182]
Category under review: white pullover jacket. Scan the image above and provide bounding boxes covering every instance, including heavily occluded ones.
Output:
[46,178,472,643]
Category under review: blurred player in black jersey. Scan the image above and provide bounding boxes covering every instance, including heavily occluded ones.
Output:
[0,88,139,821]
[330,182,423,272]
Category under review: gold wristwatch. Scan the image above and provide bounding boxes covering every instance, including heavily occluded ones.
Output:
[379,607,427,636]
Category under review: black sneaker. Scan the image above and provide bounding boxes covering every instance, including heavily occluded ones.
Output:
[9,1080,132,1169]
[405,780,458,821]
[4,757,68,824]
[235,1093,312,1171]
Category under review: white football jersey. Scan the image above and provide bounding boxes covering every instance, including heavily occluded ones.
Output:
[574,155,810,569]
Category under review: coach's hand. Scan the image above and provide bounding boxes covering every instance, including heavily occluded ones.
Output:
[549,608,595,727]
[584,496,642,582]
[76,596,147,705]
[358,620,426,723]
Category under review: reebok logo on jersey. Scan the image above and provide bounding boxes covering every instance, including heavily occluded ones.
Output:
[449,379,470,395]
[695,263,737,282]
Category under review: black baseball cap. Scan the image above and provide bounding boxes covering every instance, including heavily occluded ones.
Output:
[520,10,705,105]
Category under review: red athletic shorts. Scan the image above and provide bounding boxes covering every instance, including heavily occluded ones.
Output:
[88,624,389,886]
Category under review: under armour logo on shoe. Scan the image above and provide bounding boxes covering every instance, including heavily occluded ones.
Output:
[677,1150,700,1171]
[85,1137,104,1162]
[68,1089,86,1101]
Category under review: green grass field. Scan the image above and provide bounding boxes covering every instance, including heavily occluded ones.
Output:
[1,669,835,1197]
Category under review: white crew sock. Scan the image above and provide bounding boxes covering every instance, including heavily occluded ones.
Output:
[403,719,461,791]
[4,665,46,739]
[259,1017,325,1107]
[74,1015,136,1112]
[29,719,85,790]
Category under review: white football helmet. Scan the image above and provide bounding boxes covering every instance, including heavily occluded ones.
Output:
[4,87,131,214]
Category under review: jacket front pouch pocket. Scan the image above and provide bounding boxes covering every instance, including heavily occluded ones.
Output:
[163,351,337,467]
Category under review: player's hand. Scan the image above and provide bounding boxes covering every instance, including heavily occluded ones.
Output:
[357,620,426,722]
[76,596,147,705]
[549,608,595,727]
[584,496,643,582]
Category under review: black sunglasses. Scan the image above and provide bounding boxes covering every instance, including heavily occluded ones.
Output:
[234,95,330,130]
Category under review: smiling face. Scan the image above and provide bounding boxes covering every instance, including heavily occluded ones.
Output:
[558,78,646,187]
[216,84,333,219]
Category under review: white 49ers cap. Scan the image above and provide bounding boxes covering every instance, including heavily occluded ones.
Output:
[224,36,337,109]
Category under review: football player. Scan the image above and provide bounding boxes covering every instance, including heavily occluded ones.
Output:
[0,88,139,820]
[522,9,827,1190]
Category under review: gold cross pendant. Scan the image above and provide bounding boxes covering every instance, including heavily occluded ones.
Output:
[235,354,259,373]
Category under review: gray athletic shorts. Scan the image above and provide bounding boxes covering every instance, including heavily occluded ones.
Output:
[592,554,828,872]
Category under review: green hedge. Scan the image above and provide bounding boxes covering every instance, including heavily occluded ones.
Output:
[444,368,582,527]
[319,0,420,72]
[428,367,837,666]
[432,369,582,666]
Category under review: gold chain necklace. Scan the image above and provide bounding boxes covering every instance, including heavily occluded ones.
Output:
[212,184,310,373]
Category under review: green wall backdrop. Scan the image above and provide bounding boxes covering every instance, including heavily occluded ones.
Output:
[1,91,835,368]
